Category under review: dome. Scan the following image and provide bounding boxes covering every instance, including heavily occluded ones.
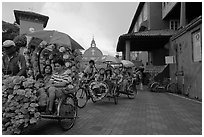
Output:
[83,37,103,61]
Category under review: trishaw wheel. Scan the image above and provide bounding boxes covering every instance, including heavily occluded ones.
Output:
[91,97,97,103]
[166,83,177,93]
[75,88,88,108]
[58,94,77,131]
[127,89,135,99]
[150,82,160,92]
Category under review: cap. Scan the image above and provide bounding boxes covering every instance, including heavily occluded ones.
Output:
[3,40,15,48]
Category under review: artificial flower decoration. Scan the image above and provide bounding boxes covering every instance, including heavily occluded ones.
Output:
[65,62,71,68]
[63,54,69,59]
[59,46,66,52]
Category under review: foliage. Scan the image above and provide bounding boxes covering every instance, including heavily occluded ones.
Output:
[2,76,40,135]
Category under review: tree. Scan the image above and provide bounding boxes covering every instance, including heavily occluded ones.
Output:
[2,21,20,43]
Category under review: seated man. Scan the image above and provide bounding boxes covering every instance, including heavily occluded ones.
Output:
[82,60,97,82]
[46,58,72,114]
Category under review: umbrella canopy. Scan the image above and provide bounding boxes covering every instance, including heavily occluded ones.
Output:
[97,55,121,63]
[121,60,135,68]
[27,30,84,50]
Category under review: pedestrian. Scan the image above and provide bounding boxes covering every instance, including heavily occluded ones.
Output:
[2,40,27,77]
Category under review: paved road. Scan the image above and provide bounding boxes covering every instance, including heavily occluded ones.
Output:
[23,87,202,135]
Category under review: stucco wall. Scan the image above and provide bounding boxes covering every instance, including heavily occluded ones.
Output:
[170,23,202,100]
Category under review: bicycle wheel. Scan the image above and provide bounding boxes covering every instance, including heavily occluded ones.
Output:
[58,94,77,131]
[75,88,88,108]
[150,82,159,92]
[127,90,135,99]
[166,83,177,93]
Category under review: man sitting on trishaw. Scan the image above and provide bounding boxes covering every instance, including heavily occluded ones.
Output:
[38,58,74,115]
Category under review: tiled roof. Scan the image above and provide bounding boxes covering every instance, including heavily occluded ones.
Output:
[14,10,49,28]
[117,29,177,52]
[120,29,176,39]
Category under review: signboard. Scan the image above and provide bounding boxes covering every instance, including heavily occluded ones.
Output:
[192,30,201,62]
[165,56,175,64]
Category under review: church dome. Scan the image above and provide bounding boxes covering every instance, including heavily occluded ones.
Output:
[83,37,103,61]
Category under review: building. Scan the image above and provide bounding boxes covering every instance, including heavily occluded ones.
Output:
[117,2,202,100]
[14,10,49,35]
[82,38,103,68]
[166,3,202,99]
[117,2,176,66]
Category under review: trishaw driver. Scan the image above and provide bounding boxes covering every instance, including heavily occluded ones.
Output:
[83,60,97,81]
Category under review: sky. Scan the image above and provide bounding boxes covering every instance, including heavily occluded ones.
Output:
[2,2,138,56]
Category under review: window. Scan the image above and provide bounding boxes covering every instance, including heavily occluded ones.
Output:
[169,20,179,30]
[192,30,202,62]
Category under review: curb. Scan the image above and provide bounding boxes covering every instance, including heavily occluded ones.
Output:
[167,92,202,104]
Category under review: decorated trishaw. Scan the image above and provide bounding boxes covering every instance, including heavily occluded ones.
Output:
[75,55,122,108]
[2,30,83,134]
[114,60,137,99]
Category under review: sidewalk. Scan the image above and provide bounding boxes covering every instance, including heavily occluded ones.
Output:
[23,87,202,135]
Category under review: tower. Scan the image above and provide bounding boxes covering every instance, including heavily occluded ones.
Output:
[14,10,49,34]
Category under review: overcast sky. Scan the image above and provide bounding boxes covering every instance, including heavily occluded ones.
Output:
[2,2,138,56]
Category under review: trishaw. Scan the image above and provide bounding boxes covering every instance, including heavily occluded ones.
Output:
[27,30,81,131]
[2,30,83,135]
[75,62,123,108]
[36,45,78,131]
[75,75,118,108]
[112,61,137,99]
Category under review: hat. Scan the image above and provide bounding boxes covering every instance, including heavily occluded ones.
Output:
[3,40,15,48]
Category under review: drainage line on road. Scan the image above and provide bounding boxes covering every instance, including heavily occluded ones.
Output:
[167,93,202,104]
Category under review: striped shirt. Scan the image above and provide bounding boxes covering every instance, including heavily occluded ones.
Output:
[50,69,72,85]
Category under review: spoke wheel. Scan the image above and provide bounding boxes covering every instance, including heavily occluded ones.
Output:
[167,83,177,93]
[150,82,160,92]
[127,89,135,99]
[75,88,88,108]
[58,95,77,131]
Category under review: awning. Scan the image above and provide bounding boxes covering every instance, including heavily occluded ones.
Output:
[117,29,176,52]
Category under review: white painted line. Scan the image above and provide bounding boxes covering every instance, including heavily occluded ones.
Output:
[167,92,202,104]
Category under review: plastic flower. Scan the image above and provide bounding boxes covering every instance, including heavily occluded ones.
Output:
[63,54,69,59]
[68,84,74,89]
[65,69,72,74]
[67,76,72,83]
[59,46,66,52]
[65,62,71,67]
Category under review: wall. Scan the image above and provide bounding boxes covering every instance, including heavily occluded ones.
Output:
[169,22,202,100]
[162,2,177,19]
[20,20,44,34]
[149,2,169,30]
[138,51,148,67]
[151,48,169,66]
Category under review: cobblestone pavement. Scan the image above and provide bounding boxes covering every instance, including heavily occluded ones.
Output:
[23,87,202,135]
